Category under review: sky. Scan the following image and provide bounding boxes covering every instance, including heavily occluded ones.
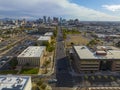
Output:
[0,0,120,21]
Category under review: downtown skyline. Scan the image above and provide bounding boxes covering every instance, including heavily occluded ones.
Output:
[0,0,120,21]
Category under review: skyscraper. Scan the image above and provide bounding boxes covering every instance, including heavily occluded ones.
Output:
[47,16,52,24]
[43,16,47,24]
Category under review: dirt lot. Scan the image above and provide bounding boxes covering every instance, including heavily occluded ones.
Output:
[65,34,89,47]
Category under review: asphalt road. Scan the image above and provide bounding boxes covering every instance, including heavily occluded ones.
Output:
[51,26,74,88]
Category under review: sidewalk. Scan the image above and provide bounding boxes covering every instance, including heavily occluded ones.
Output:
[70,71,120,77]
[38,52,55,76]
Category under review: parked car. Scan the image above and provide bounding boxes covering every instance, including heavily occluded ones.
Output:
[48,79,57,83]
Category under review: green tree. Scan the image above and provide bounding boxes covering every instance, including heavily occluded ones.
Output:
[51,41,55,45]
[42,41,49,46]
[41,84,46,90]
[87,39,97,47]
[71,42,74,46]
[9,58,18,68]
[43,60,51,68]
[47,46,55,52]
[32,86,40,90]
[53,29,57,37]
[37,80,43,86]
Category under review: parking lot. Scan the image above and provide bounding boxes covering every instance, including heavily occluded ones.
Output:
[0,35,37,70]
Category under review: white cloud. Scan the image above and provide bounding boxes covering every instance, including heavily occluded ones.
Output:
[102,5,120,12]
[0,0,120,21]
[0,6,16,11]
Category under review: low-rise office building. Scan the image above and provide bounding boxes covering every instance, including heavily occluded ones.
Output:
[88,87,120,90]
[17,46,46,66]
[44,32,53,36]
[72,46,120,73]
[37,36,51,45]
[0,75,31,90]
[73,46,99,73]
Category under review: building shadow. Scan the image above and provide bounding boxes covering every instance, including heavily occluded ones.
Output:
[55,56,74,87]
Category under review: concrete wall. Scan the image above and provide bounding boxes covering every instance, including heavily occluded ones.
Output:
[17,48,46,67]
[17,57,40,66]
[24,77,32,90]
[112,60,120,72]
[72,47,100,73]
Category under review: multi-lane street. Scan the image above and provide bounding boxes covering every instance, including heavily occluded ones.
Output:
[51,26,120,90]
[51,27,74,90]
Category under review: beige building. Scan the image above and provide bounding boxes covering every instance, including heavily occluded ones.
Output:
[44,32,53,36]
[17,46,46,66]
[37,36,51,45]
[88,87,120,90]
[72,46,120,73]
[0,75,31,90]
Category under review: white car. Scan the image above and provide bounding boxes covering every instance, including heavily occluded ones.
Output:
[48,79,57,83]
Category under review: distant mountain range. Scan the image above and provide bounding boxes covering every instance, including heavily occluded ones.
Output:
[0,18,36,21]
[0,18,15,21]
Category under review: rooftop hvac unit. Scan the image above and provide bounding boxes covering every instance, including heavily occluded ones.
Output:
[96,51,107,55]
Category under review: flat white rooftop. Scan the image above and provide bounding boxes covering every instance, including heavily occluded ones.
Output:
[44,32,53,36]
[103,50,120,59]
[89,87,120,90]
[74,46,120,59]
[38,36,51,41]
[0,75,31,90]
[97,46,119,50]
[74,46,97,59]
[18,46,46,58]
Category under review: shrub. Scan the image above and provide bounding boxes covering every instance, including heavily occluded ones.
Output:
[20,68,39,74]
